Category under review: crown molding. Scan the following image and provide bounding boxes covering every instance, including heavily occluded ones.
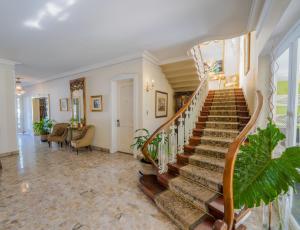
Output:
[27,52,147,86]
[0,58,20,66]
[247,0,264,32]
[142,50,159,65]
[256,0,272,39]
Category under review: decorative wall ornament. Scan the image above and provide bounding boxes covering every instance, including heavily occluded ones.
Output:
[155,90,168,118]
[70,77,86,124]
[59,98,69,111]
[244,33,251,75]
[90,95,103,112]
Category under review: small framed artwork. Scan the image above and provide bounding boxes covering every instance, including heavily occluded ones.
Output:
[244,33,251,75]
[155,91,168,118]
[59,98,69,111]
[90,95,103,112]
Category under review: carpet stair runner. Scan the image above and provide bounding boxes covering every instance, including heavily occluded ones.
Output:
[139,88,251,230]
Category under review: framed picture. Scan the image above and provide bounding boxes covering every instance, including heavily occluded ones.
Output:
[155,91,168,118]
[201,40,224,74]
[59,98,69,111]
[90,95,103,112]
[244,33,251,75]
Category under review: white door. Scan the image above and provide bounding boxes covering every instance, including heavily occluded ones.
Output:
[117,79,134,153]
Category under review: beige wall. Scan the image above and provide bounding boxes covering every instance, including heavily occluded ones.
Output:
[0,62,18,156]
[142,58,174,133]
[23,56,174,151]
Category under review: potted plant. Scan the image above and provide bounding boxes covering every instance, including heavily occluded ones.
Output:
[233,120,300,229]
[33,118,54,142]
[131,128,165,164]
[70,117,79,128]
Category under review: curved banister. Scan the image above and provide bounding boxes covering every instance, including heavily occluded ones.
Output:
[223,90,263,229]
[141,77,207,169]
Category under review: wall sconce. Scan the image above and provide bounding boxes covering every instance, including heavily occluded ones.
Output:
[145,79,155,92]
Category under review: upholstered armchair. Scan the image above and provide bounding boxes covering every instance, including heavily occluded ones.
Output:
[47,123,69,147]
[71,125,95,154]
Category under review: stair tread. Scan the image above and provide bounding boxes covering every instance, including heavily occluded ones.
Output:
[189,154,225,168]
[180,164,223,185]
[195,144,228,154]
[204,121,239,125]
[155,190,207,229]
[207,115,238,118]
[203,128,239,134]
[169,176,218,207]
[200,136,234,143]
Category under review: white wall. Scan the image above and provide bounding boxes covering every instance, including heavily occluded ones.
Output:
[23,56,174,151]
[224,38,240,76]
[239,0,292,127]
[142,58,174,133]
[24,58,143,151]
[0,62,18,156]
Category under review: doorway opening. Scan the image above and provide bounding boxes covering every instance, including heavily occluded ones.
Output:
[111,74,138,154]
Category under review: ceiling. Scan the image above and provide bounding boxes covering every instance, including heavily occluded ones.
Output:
[0,0,257,85]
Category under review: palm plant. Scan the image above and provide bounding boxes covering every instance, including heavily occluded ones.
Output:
[234,120,300,228]
[131,128,167,162]
[33,118,54,142]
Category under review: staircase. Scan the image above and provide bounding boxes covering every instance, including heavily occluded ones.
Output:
[139,88,251,229]
[161,59,200,92]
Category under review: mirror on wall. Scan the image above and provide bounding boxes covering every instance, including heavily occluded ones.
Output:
[70,77,86,125]
[32,95,50,123]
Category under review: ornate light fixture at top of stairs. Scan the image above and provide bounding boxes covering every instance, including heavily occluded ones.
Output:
[16,77,25,96]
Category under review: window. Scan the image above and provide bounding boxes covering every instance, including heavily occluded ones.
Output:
[274,49,289,147]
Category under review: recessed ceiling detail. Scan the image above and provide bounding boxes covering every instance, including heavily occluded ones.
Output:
[24,0,77,29]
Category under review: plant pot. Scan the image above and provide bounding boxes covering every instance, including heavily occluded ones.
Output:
[40,134,48,142]
[140,158,152,164]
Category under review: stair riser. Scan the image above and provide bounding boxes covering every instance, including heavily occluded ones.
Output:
[169,182,207,211]
[209,93,244,98]
[189,158,224,173]
[177,154,191,165]
[189,138,201,146]
[195,148,226,159]
[180,169,222,192]
[205,122,239,130]
[207,116,238,122]
[184,145,195,153]
[202,130,238,138]
[200,138,231,148]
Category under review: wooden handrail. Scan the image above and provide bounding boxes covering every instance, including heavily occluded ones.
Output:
[223,90,263,229]
[141,77,207,169]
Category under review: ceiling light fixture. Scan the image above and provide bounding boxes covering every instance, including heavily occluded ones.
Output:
[16,78,26,96]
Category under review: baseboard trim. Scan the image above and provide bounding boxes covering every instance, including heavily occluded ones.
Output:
[0,150,19,158]
[91,146,110,153]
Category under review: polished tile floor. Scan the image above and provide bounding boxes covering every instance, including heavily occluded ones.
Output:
[0,135,264,230]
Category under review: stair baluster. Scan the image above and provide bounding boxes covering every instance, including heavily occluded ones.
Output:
[168,123,177,163]
[178,115,185,154]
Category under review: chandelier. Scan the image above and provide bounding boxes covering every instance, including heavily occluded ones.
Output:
[16,77,25,96]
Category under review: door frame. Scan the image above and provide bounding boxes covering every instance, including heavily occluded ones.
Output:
[110,74,139,153]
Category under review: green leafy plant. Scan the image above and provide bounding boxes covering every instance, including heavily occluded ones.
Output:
[234,120,300,210]
[33,118,54,135]
[131,128,168,161]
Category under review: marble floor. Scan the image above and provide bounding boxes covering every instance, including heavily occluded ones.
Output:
[0,134,265,230]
